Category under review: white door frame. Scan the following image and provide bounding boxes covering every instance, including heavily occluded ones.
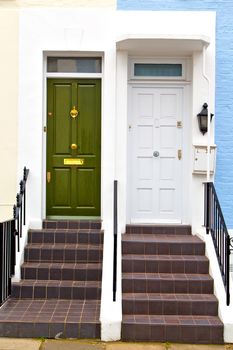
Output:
[127,81,191,225]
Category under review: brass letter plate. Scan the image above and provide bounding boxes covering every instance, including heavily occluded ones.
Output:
[64,158,84,165]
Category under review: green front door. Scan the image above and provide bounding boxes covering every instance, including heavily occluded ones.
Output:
[46,79,101,217]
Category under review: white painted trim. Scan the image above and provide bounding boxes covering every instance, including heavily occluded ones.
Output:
[46,73,102,78]
[127,82,191,225]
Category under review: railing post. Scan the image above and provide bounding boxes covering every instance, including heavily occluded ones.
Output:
[113,180,118,302]
[206,182,210,234]
[226,234,230,306]
[0,223,3,304]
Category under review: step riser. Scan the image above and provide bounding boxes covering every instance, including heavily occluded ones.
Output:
[24,248,103,263]
[122,242,205,255]
[12,285,101,300]
[121,323,223,344]
[122,279,213,294]
[43,221,101,230]
[122,300,218,316]
[122,259,209,274]
[21,267,102,281]
[126,225,191,235]
[0,322,100,339]
[28,231,103,245]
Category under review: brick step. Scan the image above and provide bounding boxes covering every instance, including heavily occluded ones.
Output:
[122,314,223,343]
[122,254,209,274]
[28,229,104,245]
[122,273,213,294]
[122,235,205,255]
[21,262,102,281]
[12,280,101,300]
[24,243,103,263]
[122,293,218,316]
[43,220,101,230]
[0,299,100,338]
[126,225,191,235]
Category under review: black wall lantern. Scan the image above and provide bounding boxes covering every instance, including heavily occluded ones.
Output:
[197,103,214,135]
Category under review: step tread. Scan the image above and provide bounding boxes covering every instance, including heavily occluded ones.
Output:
[122,254,208,261]
[122,292,217,301]
[122,314,222,325]
[13,280,101,287]
[29,228,104,233]
[122,234,203,243]
[122,272,213,280]
[21,262,102,269]
[25,243,102,249]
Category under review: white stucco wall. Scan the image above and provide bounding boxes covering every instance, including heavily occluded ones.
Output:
[0,9,19,222]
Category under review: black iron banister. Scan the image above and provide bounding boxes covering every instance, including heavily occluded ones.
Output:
[0,167,29,306]
[13,167,29,252]
[113,180,118,302]
[204,182,232,305]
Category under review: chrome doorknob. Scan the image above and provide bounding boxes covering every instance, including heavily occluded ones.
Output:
[153,151,159,157]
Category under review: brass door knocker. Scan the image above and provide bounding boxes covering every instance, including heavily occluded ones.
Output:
[70,106,78,119]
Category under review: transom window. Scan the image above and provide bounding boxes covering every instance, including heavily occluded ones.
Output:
[129,58,186,80]
[134,63,182,77]
[47,57,102,73]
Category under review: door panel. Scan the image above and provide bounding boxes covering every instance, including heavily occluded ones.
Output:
[53,168,71,207]
[129,86,183,222]
[46,79,101,217]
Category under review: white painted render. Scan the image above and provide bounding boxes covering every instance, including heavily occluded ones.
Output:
[0,9,19,222]
[16,9,223,341]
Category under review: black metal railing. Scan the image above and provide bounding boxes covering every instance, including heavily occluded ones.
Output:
[13,167,29,252]
[113,180,118,302]
[0,167,29,306]
[204,182,232,305]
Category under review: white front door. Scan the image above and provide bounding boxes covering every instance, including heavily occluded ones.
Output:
[128,86,183,223]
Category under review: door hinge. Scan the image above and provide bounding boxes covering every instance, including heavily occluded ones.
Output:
[178,149,182,160]
[43,126,47,132]
[47,171,51,183]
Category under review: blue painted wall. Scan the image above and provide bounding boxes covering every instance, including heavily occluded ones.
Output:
[118,0,233,228]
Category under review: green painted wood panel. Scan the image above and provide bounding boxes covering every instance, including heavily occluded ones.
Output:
[46,79,101,217]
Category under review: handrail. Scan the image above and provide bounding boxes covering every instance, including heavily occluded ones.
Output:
[13,167,29,252]
[113,180,118,302]
[204,182,232,305]
[0,167,29,306]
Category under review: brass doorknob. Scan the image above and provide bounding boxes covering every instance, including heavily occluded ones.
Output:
[70,106,78,119]
[71,143,78,150]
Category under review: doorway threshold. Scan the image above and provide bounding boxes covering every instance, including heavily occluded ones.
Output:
[46,216,101,221]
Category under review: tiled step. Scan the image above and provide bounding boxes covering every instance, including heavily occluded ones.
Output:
[21,262,102,281]
[28,229,104,245]
[122,254,209,274]
[43,220,101,230]
[12,280,101,300]
[24,243,103,263]
[122,293,218,316]
[126,225,191,235]
[122,235,205,255]
[122,273,213,294]
[122,314,223,343]
[0,299,100,338]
